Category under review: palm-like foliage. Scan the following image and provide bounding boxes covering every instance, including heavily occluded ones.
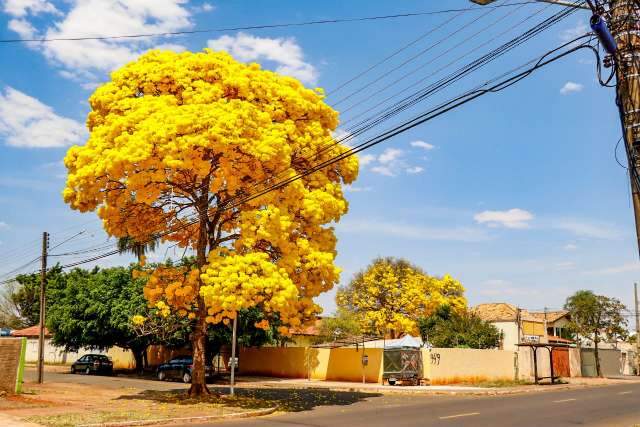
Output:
[117,235,160,261]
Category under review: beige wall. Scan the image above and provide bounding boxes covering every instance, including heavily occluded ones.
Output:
[238,346,384,383]
[569,347,581,377]
[517,347,552,381]
[22,338,108,365]
[492,321,519,351]
[425,348,515,385]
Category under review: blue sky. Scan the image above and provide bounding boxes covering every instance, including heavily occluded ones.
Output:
[0,0,637,316]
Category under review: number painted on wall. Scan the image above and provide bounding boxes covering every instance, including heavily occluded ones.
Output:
[430,352,441,365]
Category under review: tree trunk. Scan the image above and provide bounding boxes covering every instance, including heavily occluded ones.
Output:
[189,190,212,397]
[594,332,602,378]
[132,347,146,375]
[189,298,209,396]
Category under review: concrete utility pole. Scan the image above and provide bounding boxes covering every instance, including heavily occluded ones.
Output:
[609,0,640,257]
[37,231,48,384]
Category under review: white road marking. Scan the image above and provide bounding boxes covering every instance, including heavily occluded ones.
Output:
[553,398,577,403]
[618,391,633,395]
[439,412,480,420]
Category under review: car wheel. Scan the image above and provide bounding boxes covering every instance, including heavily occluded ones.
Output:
[71,367,76,374]
[85,367,91,375]
[182,372,191,383]
[158,371,166,381]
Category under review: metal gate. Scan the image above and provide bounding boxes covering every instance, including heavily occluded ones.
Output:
[552,347,570,377]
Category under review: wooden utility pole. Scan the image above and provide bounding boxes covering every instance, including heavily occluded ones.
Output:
[37,231,48,384]
[609,0,640,256]
[635,283,640,373]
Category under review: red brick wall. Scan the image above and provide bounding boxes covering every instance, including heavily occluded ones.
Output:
[0,338,22,393]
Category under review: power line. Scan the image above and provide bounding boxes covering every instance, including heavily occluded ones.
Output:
[0,38,589,285]
[52,37,591,273]
[0,2,542,44]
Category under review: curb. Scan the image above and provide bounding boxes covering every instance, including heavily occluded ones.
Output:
[248,381,630,397]
[77,406,278,427]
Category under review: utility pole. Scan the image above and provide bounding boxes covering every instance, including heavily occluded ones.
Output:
[37,232,48,384]
[229,314,238,396]
[635,283,640,373]
[608,0,640,257]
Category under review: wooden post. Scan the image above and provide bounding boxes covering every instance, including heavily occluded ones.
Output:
[37,231,48,384]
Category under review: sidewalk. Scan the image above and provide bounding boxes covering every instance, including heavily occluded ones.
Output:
[220,375,640,396]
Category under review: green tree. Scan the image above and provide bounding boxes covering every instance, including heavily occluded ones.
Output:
[315,309,362,343]
[46,266,152,372]
[3,266,66,328]
[417,305,501,349]
[117,235,160,262]
[564,290,628,377]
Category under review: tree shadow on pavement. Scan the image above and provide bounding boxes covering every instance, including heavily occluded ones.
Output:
[116,387,382,412]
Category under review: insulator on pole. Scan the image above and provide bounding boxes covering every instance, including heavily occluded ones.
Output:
[590,14,617,55]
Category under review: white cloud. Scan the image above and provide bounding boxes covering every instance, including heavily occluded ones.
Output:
[378,148,403,164]
[555,261,575,270]
[474,208,534,229]
[337,219,489,242]
[193,2,215,13]
[564,243,578,251]
[344,185,372,193]
[333,128,356,147]
[0,221,8,229]
[478,279,541,297]
[0,86,86,148]
[208,32,318,85]
[8,18,36,38]
[560,22,589,42]
[410,140,434,150]
[552,219,622,240]
[584,262,640,275]
[2,0,59,17]
[6,0,194,82]
[358,154,376,166]
[363,147,425,176]
[370,165,394,176]
[560,81,583,95]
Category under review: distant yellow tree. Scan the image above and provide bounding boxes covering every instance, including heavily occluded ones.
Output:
[336,257,466,337]
[63,50,358,395]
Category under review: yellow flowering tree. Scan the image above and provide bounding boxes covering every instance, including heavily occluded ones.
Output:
[63,50,358,395]
[336,257,466,338]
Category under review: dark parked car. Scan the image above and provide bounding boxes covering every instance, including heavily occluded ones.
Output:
[156,356,213,383]
[71,354,113,375]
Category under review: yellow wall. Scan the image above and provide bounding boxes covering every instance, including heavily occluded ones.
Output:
[426,348,516,385]
[522,321,544,336]
[239,347,384,383]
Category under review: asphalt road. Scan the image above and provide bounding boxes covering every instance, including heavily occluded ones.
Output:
[26,369,640,427]
[186,383,640,427]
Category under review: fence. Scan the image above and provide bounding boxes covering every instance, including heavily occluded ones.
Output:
[238,346,384,383]
[424,348,516,384]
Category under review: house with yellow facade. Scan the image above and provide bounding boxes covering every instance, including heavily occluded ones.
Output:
[472,303,572,351]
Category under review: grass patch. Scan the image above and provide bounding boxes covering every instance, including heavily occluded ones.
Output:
[26,405,230,427]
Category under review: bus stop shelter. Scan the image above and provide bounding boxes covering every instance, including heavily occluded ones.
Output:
[517,342,573,384]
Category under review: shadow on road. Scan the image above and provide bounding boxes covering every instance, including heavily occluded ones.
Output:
[116,387,382,412]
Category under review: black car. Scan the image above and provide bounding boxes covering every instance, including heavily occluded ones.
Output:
[156,356,213,383]
[71,354,113,375]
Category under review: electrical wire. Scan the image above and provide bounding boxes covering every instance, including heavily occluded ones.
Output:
[0,2,543,44]
[0,2,584,280]
[49,36,592,273]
